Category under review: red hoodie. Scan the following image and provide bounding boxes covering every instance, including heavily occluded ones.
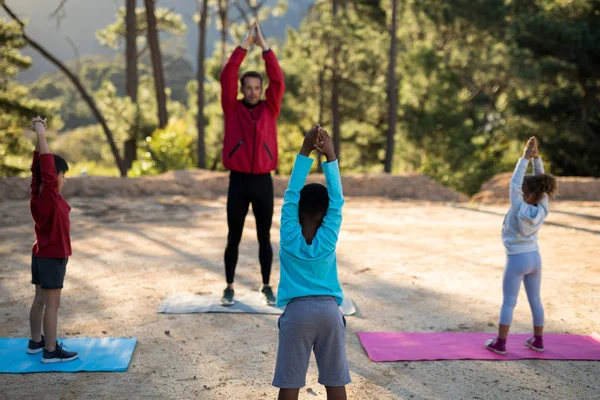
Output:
[30,151,72,258]
[220,47,285,174]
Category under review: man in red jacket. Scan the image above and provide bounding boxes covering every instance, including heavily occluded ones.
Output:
[27,116,78,363]
[219,22,285,306]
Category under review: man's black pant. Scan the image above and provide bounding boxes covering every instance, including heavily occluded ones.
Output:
[224,171,273,285]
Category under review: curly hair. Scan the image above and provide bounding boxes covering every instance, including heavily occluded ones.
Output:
[523,174,558,203]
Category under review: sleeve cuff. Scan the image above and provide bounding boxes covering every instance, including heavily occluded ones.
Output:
[322,159,339,171]
[295,153,315,166]
[517,158,529,168]
[263,49,272,54]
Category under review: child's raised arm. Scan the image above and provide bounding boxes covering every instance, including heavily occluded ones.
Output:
[280,125,320,244]
[532,138,545,176]
[32,117,50,154]
[32,117,60,206]
[313,128,344,252]
[509,137,536,208]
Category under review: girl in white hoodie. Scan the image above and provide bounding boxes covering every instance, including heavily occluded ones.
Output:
[486,137,558,355]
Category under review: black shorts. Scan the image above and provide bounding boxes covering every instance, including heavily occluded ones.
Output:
[31,254,68,289]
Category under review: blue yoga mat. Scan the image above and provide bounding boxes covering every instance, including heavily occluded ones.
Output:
[0,337,137,373]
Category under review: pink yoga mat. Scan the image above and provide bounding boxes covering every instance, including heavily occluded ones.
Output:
[357,332,600,362]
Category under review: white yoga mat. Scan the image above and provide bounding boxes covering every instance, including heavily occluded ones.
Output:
[157,294,357,316]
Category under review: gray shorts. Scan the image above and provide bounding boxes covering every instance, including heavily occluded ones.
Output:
[31,254,68,289]
[272,296,351,389]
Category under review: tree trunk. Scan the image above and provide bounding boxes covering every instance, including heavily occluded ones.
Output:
[125,0,138,103]
[144,0,168,128]
[124,0,139,171]
[317,68,325,173]
[1,2,126,177]
[218,0,229,66]
[384,0,398,173]
[331,0,341,163]
[196,0,209,169]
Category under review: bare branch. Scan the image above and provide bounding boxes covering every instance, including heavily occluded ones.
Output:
[184,12,195,26]
[64,36,81,76]
[233,0,251,26]
[49,0,69,29]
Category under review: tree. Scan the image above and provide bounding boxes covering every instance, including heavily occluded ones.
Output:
[196,0,209,169]
[1,1,126,176]
[0,18,56,176]
[217,0,229,66]
[280,0,388,173]
[96,6,187,58]
[330,0,341,162]
[384,0,398,173]
[509,1,600,176]
[144,0,168,128]
[124,0,139,170]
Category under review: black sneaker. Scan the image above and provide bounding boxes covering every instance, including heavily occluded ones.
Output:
[27,335,45,354]
[220,287,235,306]
[41,342,78,364]
[260,285,276,306]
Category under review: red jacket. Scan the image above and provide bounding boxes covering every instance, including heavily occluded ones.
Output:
[220,47,285,174]
[30,152,72,258]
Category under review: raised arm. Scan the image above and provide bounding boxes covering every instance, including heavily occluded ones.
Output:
[509,158,528,208]
[255,22,285,115]
[280,125,320,245]
[30,150,40,197]
[532,157,545,176]
[220,27,254,115]
[532,139,550,210]
[31,117,60,206]
[510,137,536,208]
[280,156,313,242]
[313,128,343,252]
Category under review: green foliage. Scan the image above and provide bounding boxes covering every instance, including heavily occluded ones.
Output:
[52,125,112,163]
[67,161,120,177]
[130,119,195,176]
[97,7,187,51]
[280,1,389,172]
[5,0,597,193]
[0,19,58,177]
[28,55,194,131]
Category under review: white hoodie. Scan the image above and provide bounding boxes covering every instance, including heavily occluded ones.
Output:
[502,157,549,255]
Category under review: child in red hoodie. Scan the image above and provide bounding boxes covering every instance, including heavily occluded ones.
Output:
[27,116,78,363]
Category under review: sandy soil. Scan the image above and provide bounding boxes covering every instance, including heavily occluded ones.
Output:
[0,196,598,400]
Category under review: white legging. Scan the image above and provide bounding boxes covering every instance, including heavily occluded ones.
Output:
[499,251,544,327]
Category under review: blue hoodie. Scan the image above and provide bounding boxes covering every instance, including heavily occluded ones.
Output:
[502,157,549,255]
[276,154,344,307]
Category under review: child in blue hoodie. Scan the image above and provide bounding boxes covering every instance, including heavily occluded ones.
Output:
[486,137,558,355]
[273,125,350,400]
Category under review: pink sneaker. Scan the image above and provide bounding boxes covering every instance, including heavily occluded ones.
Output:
[525,336,544,352]
[485,337,507,355]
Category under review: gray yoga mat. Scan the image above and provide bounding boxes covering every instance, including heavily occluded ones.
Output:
[157,294,356,316]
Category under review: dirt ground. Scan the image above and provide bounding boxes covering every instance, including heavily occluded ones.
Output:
[0,196,599,400]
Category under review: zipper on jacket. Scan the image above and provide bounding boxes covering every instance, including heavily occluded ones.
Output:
[263,142,273,160]
[250,108,257,173]
[228,140,244,158]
